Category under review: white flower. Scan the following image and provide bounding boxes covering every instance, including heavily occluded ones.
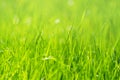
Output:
[42,56,56,61]
[68,0,74,6]
[96,74,99,77]
[54,19,60,24]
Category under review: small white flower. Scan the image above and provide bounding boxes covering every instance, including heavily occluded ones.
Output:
[42,56,56,61]
[13,15,19,24]
[68,0,74,6]
[96,74,99,77]
[55,19,60,24]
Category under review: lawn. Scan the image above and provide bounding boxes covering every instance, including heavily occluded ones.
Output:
[0,0,120,80]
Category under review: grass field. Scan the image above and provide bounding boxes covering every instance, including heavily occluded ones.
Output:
[0,0,120,80]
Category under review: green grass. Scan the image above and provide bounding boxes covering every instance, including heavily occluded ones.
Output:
[0,0,120,80]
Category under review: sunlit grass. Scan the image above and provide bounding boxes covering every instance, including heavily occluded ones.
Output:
[0,0,120,80]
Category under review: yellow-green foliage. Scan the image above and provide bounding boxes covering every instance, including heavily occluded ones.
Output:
[0,0,120,80]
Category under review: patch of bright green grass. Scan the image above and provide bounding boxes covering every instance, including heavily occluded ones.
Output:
[0,0,120,80]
